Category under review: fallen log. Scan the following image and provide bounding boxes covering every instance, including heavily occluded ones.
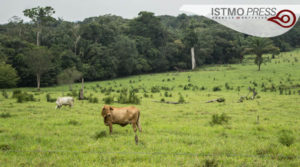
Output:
[206,98,225,103]
[152,100,187,104]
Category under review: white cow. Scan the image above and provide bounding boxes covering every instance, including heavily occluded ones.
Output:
[56,97,74,109]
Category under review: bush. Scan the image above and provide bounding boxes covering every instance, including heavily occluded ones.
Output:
[117,89,140,104]
[68,120,80,126]
[143,93,149,98]
[151,86,160,93]
[2,90,8,98]
[128,90,140,104]
[12,90,35,103]
[12,90,22,98]
[178,94,185,104]
[46,93,56,102]
[0,144,11,151]
[213,86,222,92]
[103,96,114,104]
[217,98,225,103]
[93,131,107,139]
[210,113,230,126]
[0,62,19,88]
[225,83,231,90]
[278,130,295,147]
[0,113,11,118]
[67,90,77,97]
[88,96,99,103]
[203,158,219,167]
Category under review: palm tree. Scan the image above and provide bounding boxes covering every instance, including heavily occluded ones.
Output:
[245,37,279,71]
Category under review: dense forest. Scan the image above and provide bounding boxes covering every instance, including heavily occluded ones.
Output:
[0,6,299,89]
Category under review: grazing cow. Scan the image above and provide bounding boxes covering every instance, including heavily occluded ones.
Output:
[56,97,74,109]
[101,105,142,134]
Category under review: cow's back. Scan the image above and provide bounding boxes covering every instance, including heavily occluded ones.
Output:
[111,106,139,124]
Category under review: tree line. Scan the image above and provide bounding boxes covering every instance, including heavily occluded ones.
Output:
[0,6,299,89]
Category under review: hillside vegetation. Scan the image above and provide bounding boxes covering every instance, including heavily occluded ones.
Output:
[0,7,299,88]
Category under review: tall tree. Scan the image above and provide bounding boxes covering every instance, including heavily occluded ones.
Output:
[245,37,280,71]
[72,24,81,55]
[183,21,198,70]
[57,67,82,91]
[111,35,139,76]
[23,6,55,46]
[7,16,24,38]
[25,46,52,91]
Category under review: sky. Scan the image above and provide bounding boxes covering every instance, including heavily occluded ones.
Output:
[0,0,299,24]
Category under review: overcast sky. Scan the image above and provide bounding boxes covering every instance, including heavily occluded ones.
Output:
[0,0,299,24]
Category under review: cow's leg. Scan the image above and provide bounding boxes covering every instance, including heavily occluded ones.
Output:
[137,121,142,132]
[109,124,113,134]
[132,122,137,133]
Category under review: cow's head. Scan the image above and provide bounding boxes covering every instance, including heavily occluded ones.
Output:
[102,105,113,125]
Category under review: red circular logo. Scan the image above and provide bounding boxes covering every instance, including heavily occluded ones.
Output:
[267,9,297,28]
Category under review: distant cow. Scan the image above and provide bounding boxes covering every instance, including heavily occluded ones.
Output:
[101,105,142,134]
[56,97,74,109]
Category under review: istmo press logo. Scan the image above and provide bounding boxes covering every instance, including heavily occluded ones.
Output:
[180,5,300,37]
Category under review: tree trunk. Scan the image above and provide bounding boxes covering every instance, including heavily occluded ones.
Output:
[36,31,41,46]
[256,54,262,71]
[74,36,81,55]
[191,47,196,70]
[79,78,84,100]
[37,74,41,91]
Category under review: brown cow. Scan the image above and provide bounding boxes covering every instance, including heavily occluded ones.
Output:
[101,105,142,134]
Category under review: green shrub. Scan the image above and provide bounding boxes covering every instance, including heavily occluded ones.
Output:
[46,93,56,102]
[0,113,11,118]
[143,93,149,98]
[225,83,231,90]
[151,86,160,93]
[128,90,140,104]
[12,90,22,98]
[0,144,11,151]
[217,98,225,103]
[203,158,218,167]
[88,96,99,103]
[210,113,230,126]
[68,120,80,126]
[13,90,35,103]
[178,94,185,104]
[93,131,107,139]
[117,89,140,104]
[278,130,295,147]
[2,90,8,98]
[67,90,77,97]
[213,86,221,92]
[103,96,114,104]
[0,62,19,88]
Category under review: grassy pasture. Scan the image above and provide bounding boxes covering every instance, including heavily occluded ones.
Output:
[1,50,300,166]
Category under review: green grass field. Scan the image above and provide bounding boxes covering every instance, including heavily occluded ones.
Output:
[1,50,300,167]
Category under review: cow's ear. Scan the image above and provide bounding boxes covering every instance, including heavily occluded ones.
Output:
[110,106,114,111]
